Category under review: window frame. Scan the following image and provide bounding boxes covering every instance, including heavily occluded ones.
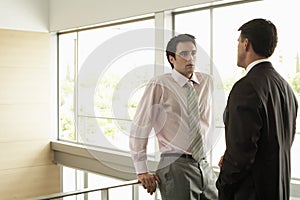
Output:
[54,1,300,197]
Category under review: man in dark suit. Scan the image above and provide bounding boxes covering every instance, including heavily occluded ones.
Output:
[216,18,298,200]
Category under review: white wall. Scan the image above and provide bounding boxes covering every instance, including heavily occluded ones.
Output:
[0,28,60,200]
[49,0,221,32]
[0,0,221,32]
[0,0,49,32]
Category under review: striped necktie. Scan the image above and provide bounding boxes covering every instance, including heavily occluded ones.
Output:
[186,81,204,162]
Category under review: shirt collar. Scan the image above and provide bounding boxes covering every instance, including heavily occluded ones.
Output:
[245,58,269,74]
[172,69,200,87]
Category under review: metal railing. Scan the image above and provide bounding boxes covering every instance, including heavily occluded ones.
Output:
[25,177,300,200]
[26,180,148,200]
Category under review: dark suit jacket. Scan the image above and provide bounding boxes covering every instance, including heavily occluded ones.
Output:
[216,62,298,200]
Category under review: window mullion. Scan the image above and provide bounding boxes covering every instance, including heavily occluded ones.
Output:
[74,33,79,142]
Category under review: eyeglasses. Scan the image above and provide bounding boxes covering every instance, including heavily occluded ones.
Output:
[176,50,197,58]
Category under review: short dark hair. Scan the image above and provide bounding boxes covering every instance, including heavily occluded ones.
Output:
[166,34,196,69]
[238,18,277,58]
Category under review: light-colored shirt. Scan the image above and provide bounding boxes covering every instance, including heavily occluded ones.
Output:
[245,58,269,75]
[129,69,214,174]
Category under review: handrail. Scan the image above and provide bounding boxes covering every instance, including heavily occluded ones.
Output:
[26,179,140,200]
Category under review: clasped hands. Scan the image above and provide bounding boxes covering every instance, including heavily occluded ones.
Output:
[137,172,160,195]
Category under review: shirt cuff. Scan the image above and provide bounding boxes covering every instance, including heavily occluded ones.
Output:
[133,160,149,174]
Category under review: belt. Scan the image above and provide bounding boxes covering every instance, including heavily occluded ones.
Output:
[161,153,194,159]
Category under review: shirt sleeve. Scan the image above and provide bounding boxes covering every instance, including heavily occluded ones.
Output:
[129,78,162,174]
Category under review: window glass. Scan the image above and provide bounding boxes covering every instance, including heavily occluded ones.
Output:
[77,19,155,151]
[175,10,226,167]
[59,33,77,141]
[58,0,299,181]
[174,10,210,74]
[212,0,300,179]
[62,166,84,200]
[174,0,300,179]
[88,172,123,199]
[63,166,76,192]
[58,19,155,153]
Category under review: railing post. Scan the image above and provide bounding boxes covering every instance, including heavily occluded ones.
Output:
[84,172,88,200]
[101,189,109,200]
[132,184,139,200]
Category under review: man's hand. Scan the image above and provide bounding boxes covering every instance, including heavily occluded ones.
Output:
[218,155,224,168]
[137,173,160,195]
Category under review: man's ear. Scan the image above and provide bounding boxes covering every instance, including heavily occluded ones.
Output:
[169,55,175,64]
[244,38,250,51]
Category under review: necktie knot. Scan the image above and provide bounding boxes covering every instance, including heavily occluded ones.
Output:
[186,80,194,89]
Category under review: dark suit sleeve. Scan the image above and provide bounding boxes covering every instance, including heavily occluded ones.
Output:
[217,80,263,199]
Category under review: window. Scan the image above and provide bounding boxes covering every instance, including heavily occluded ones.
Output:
[174,0,300,179]
[58,18,156,153]
[59,33,77,141]
[57,0,300,189]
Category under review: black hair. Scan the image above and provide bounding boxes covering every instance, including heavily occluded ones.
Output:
[238,18,277,58]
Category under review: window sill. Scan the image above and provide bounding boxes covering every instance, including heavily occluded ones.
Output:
[51,140,158,180]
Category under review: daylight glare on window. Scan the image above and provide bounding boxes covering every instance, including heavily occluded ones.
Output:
[58,0,300,180]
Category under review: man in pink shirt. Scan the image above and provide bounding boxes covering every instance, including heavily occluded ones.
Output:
[130,34,218,200]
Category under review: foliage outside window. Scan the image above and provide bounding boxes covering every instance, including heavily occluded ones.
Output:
[58,19,156,154]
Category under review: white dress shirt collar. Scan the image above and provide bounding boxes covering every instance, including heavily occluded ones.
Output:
[245,58,269,75]
[172,69,200,87]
